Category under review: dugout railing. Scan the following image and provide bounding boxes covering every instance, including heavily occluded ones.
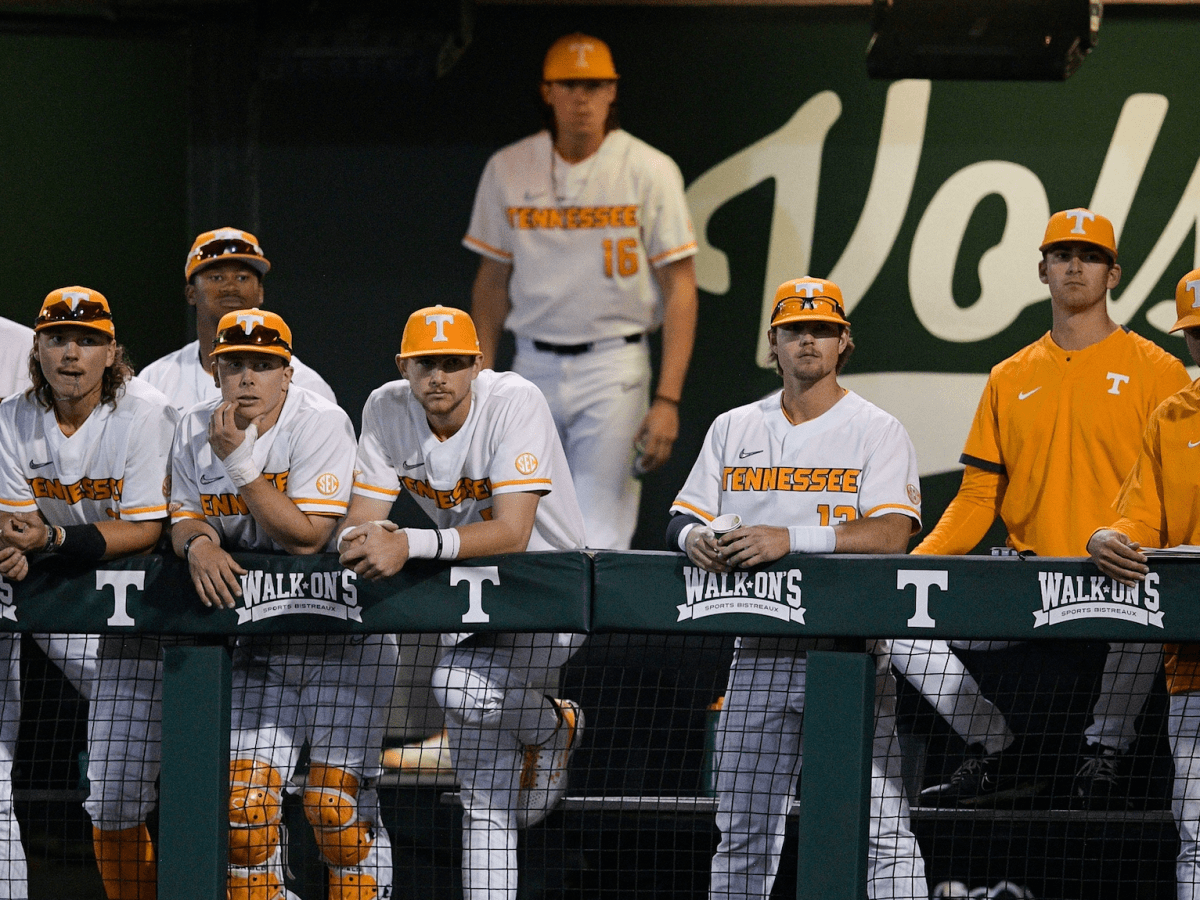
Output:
[2,549,1191,899]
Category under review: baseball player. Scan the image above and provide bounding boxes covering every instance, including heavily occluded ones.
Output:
[907,209,1190,810]
[465,32,698,550]
[0,314,99,702]
[139,227,334,413]
[667,278,927,900]
[0,287,176,900]
[0,315,44,900]
[1087,267,1200,899]
[0,316,33,399]
[338,305,587,900]
[168,308,394,900]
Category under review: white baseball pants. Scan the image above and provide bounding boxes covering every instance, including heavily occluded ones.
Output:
[515,337,649,550]
[709,648,927,900]
[83,656,162,829]
[231,634,399,888]
[432,632,585,900]
[0,635,26,899]
[1168,691,1200,899]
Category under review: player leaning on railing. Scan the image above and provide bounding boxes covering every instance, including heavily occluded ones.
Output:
[0,287,176,900]
[337,305,586,900]
[1088,267,1200,900]
[905,210,1190,812]
[168,308,395,900]
[666,278,927,900]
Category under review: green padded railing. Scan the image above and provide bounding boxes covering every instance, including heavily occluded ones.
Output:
[3,549,1193,899]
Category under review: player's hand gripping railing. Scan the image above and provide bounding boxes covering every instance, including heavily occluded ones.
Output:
[1,549,1186,899]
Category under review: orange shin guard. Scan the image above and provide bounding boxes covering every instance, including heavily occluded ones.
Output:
[93,824,156,900]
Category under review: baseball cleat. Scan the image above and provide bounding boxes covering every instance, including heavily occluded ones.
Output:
[918,739,1043,808]
[516,699,584,828]
[382,729,454,774]
[1069,743,1129,811]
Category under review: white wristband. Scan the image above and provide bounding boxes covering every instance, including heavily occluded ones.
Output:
[220,423,261,488]
[440,528,461,561]
[403,527,461,560]
[677,523,699,552]
[336,526,357,554]
[403,528,440,559]
[789,525,837,554]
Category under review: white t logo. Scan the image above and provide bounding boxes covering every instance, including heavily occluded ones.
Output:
[61,291,90,310]
[569,41,594,67]
[1065,209,1095,235]
[451,566,500,624]
[1188,279,1200,309]
[1107,372,1130,395]
[792,281,822,298]
[236,312,265,334]
[425,313,454,342]
[97,570,145,627]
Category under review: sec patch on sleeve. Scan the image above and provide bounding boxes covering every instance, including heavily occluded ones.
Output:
[514,453,539,476]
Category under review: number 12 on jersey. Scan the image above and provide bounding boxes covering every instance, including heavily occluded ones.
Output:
[603,238,639,278]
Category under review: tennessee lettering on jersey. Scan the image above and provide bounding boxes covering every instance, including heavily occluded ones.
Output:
[505,205,639,230]
[400,474,491,510]
[201,492,249,517]
[721,466,862,493]
[30,476,123,504]
[199,471,288,519]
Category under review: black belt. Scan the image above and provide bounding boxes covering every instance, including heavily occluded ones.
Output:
[532,333,642,355]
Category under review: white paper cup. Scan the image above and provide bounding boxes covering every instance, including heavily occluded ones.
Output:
[710,514,742,537]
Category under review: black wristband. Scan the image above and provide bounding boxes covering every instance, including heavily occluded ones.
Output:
[58,524,106,561]
[42,525,63,553]
[665,512,704,551]
[434,528,443,560]
[184,532,213,561]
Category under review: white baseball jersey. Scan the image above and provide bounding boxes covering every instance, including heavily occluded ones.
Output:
[140,340,336,414]
[672,389,922,532]
[353,369,586,551]
[463,129,697,344]
[0,317,33,400]
[170,384,355,550]
[0,377,176,525]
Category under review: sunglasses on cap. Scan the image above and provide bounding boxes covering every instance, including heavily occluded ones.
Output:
[772,295,847,320]
[35,299,113,329]
[213,323,292,355]
[191,238,261,265]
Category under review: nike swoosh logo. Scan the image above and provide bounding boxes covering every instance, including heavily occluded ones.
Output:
[200,473,223,484]
[1018,388,1042,400]
[1189,440,1200,449]
[404,460,424,470]
[29,460,52,469]
[739,449,763,459]
[524,189,547,201]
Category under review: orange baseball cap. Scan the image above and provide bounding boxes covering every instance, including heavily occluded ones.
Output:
[1170,268,1200,333]
[186,227,271,280]
[769,278,850,329]
[543,33,619,82]
[1039,208,1118,261]
[34,287,115,338]
[399,306,482,358]
[211,308,292,362]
